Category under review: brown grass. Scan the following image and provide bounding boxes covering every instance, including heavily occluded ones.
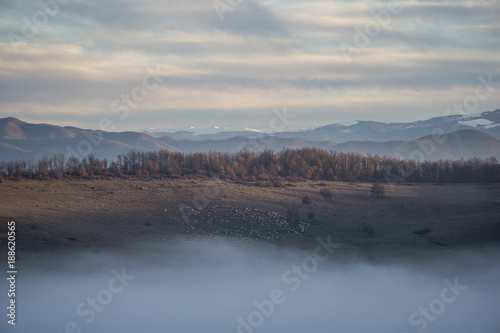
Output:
[1,178,499,261]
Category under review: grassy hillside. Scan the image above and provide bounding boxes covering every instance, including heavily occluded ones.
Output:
[1,179,499,262]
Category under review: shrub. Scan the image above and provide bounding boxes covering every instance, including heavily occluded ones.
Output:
[319,189,333,201]
[302,196,313,206]
[361,223,375,238]
[414,228,432,236]
[272,177,284,187]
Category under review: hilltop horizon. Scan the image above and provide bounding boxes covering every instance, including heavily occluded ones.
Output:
[2,107,500,135]
[1,109,500,163]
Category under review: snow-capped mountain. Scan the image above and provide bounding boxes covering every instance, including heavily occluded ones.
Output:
[272,109,500,142]
[141,125,233,135]
[1,109,500,162]
[140,109,500,143]
[141,125,267,138]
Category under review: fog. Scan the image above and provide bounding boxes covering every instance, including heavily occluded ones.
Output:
[2,237,500,333]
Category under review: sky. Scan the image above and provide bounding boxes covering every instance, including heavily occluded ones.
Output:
[0,0,499,131]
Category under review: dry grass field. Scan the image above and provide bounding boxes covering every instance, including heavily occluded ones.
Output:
[1,178,500,262]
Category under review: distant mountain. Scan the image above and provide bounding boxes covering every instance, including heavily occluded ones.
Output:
[333,130,500,161]
[159,135,337,153]
[146,109,500,142]
[0,117,180,161]
[0,117,77,139]
[142,125,267,139]
[1,110,500,163]
[275,109,500,142]
[153,130,270,141]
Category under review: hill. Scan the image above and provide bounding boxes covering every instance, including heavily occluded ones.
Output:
[1,111,500,162]
[1,179,499,258]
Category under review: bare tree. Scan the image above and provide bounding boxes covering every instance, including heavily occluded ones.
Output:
[371,183,385,198]
[307,208,315,221]
[286,204,301,232]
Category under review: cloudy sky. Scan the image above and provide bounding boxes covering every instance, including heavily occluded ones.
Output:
[1,0,499,131]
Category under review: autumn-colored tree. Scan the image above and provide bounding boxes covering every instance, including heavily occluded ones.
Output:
[1,147,499,183]
[145,160,160,174]
[77,166,88,177]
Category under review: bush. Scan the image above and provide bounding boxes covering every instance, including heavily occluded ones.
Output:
[361,223,375,238]
[272,177,284,187]
[0,176,4,184]
[302,196,313,206]
[319,189,333,201]
[414,228,432,236]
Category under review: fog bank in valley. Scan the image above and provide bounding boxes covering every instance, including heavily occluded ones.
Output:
[2,238,499,333]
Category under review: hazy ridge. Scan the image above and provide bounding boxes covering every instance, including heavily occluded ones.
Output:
[1,109,500,162]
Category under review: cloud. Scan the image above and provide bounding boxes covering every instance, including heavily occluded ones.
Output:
[0,0,499,129]
[1,238,499,333]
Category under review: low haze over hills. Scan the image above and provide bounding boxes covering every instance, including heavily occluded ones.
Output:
[1,109,500,163]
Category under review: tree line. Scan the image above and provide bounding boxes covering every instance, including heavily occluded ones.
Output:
[0,148,499,184]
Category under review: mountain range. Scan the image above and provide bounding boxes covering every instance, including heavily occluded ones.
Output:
[1,109,500,163]
[145,109,500,141]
